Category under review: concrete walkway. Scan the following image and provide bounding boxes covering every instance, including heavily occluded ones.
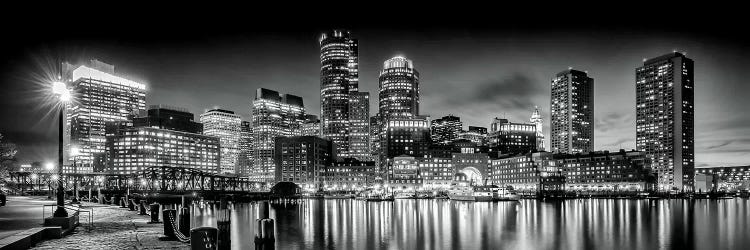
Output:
[29,201,189,250]
[0,196,57,240]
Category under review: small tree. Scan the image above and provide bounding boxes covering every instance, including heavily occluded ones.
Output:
[0,133,19,183]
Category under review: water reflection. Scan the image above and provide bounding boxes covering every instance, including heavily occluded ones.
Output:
[190,199,750,250]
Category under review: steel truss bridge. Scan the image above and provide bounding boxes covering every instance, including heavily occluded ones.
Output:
[5,166,269,194]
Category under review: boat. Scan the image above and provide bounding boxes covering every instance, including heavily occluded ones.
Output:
[365,193,395,202]
[394,192,416,199]
[448,182,520,202]
[323,191,355,199]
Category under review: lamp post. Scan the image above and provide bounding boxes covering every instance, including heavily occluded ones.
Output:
[45,162,54,199]
[70,147,80,204]
[52,81,70,217]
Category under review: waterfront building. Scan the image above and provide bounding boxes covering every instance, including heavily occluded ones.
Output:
[550,69,594,154]
[252,88,305,183]
[64,59,147,173]
[431,115,462,144]
[200,108,242,175]
[636,52,695,191]
[104,107,220,174]
[381,116,431,181]
[418,157,454,189]
[388,156,422,190]
[324,158,377,191]
[488,118,537,155]
[555,150,655,192]
[696,166,750,191]
[489,152,564,194]
[274,136,333,188]
[452,153,490,184]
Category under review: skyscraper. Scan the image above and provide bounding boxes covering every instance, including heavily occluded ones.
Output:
[348,91,371,160]
[378,56,420,119]
[319,30,370,160]
[550,69,594,154]
[64,59,146,173]
[530,106,545,151]
[636,52,695,191]
[301,114,321,137]
[238,121,253,177]
[431,114,462,144]
[251,88,305,183]
[200,109,242,175]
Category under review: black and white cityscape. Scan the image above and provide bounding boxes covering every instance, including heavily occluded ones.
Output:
[0,10,749,250]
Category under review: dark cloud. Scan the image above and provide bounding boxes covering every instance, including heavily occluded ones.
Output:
[595,113,633,133]
[706,140,734,150]
[440,72,542,111]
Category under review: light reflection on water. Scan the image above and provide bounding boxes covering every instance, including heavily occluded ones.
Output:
[190,199,750,250]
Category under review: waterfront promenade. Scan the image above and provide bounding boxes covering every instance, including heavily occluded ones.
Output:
[0,196,188,250]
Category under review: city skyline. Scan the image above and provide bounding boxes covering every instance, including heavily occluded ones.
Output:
[1,28,748,169]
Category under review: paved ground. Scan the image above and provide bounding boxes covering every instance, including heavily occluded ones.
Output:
[0,196,58,239]
[26,200,189,250]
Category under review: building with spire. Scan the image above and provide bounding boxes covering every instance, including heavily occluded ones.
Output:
[530,106,545,151]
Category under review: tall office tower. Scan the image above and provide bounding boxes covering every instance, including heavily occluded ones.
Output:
[200,109,242,175]
[104,106,219,174]
[488,118,538,155]
[64,59,146,173]
[530,106,545,151]
[319,30,366,159]
[237,121,253,177]
[431,114,462,144]
[301,115,322,137]
[348,91,371,160]
[369,115,382,168]
[550,69,594,154]
[251,88,305,183]
[636,52,695,191]
[378,56,420,119]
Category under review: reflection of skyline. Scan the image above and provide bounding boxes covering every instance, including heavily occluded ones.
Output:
[189,199,750,249]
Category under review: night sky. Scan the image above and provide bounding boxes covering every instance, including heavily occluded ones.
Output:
[1,10,748,168]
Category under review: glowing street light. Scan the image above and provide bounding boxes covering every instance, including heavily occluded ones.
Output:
[51,79,71,218]
[44,162,54,171]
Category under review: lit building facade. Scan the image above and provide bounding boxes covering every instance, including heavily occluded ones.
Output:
[418,157,454,189]
[556,150,655,192]
[431,114,462,144]
[64,60,146,173]
[388,156,423,190]
[104,122,220,175]
[530,106,545,151]
[459,126,487,146]
[200,109,242,175]
[319,30,370,161]
[452,153,491,184]
[251,88,305,183]
[636,52,695,191]
[348,92,371,160]
[324,158,377,190]
[237,121,253,177]
[489,152,564,194]
[378,56,419,119]
[301,115,321,137]
[274,136,333,187]
[488,118,537,155]
[381,116,431,180]
[550,69,594,154]
[696,166,750,192]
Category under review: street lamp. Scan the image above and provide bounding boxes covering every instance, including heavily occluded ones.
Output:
[70,146,80,204]
[52,80,70,217]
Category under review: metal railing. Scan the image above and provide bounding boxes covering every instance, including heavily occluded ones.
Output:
[42,204,94,228]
